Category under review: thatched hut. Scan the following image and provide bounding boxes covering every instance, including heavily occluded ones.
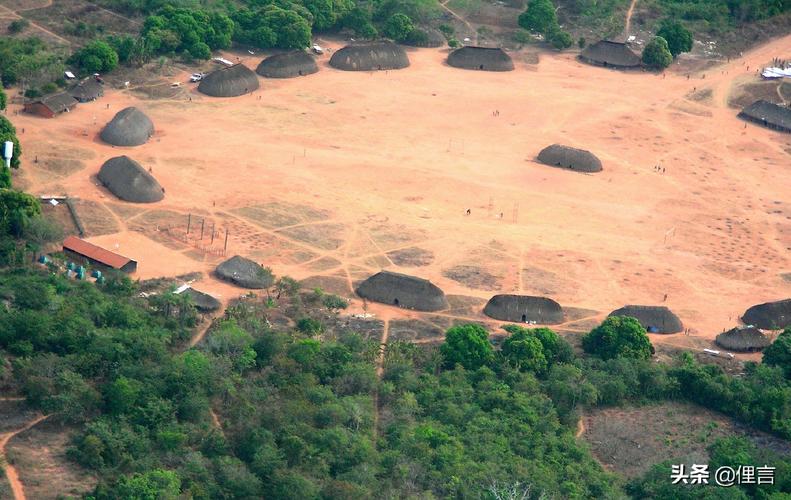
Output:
[69,79,103,102]
[215,255,274,289]
[329,41,410,71]
[536,144,603,173]
[608,305,683,334]
[738,100,791,133]
[23,93,78,118]
[256,51,319,78]
[715,326,771,352]
[198,64,260,97]
[742,298,791,330]
[97,156,164,203]
[447,46,514,71]
[402,27,446,48]
[100,107,154,147]
[483,294,564,324]
[356,270,448,311]
[579,40,641,69]
[182,287,221,313]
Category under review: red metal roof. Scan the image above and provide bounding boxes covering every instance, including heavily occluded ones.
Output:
[62,236,134,270]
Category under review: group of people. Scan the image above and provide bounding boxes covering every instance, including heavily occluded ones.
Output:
[653,164,666,174]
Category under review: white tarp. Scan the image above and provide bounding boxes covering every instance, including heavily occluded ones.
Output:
[762,66,791,79]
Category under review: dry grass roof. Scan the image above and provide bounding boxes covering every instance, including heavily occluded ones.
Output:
[537,144,603,173]
[742,298,791,330]
[356,270,447,311]
[98,156,163,203]
[483,294,564,323]
[608,305,683,334]
[256,51,319,78]
[738,100,791,133]
[198,64,260,97]
[329,41,410,71]
[447,46,514,71]
[580,40,641,68]
[100,107,154,147]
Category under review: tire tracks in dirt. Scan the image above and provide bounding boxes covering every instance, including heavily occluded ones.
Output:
[0,414,50,500]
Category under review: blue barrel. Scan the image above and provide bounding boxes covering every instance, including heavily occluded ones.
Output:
[76,266,86,280]
[38,255,49,264]
[91,269,102,279]
[67,262,76,271]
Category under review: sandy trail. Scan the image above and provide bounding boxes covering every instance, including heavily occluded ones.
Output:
[12,34,791,356]
[624,0,638,36]
[576,415,586,438]
[0,414,49,500]
[0,4,69,45]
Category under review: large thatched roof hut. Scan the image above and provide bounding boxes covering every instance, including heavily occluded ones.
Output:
[537,144,603,172]
[738,100,791,133]
[98,156,163,203]
[742,298,791,330]
[447,46,514,71]
[215,255,274,289]
[356,270,447,311]
[329,41,410,71]
[182,287,221,313]
[580,40,641,69]
[483,294,564,324]
[198,64,260,97]
[23,93,78,118]
[715,326,771,352]
[402,27,446,48]
[608,305,683,334]
[70,79,103,102]
[256,51,319,78]
[100,107,154,147]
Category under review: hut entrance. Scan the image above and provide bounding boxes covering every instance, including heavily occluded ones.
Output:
[394,298,400,306]
[479,64,484,70]
[521,314,526,322]
[298,70,303,76]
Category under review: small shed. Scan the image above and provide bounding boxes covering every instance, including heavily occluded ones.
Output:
[70,79,104,102]
[63,235,137,273]
[23,93,78,118]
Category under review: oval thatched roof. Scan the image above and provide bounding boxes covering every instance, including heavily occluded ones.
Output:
[447,46,514,71]
[256,51,319,78]
[329,41,410,71]
[483,294,563,324]
[742,298,791,330]
[537,144,603,173]
[580,40,641,68]
[198,64,260,97]
[715,326,771,352]
[215,255,274,289]
[100,107,154,147]
[182,287,221,312]
[608,305,683,334]
[356,270,447,311]
[98,156,163,203]
[738,100,791,133]
[402,27,446,48]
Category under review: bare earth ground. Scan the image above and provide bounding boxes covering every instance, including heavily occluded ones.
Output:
[583,402,791,478]
[9,36,791,360]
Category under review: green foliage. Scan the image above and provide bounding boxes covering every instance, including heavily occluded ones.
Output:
[383,13,415,42]
[547,25,573,49]
[106,34,137,63]
[142,6,233,59]
[0,37,64,88]
[642,36,674,69]
[0,115,22,169]
[518,0,558,34]
[763,328,791,378]
[90,469,181,499]
[322,293,348,311]
[0,189,39,236]
[578,36,586,48]
[341,7,378,38]
[0,87,6,111]
[501,326,571,375]
[69,40,119,74]
[582,316,654,360]
[440,323,493,370]
[231,5,312,49]
[8,18,29,34]
[657,19,693,57]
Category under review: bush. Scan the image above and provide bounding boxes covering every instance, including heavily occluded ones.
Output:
[547,26,573,49]
[383,13,414,42]
[518,0,557,34]
[8,19,29,34]
[642,36,673,69]
[656,19,693,57]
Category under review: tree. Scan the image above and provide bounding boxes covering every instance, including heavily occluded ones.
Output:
[642,36,673,70]
[341,7,378,38]
[22,214,63,257]
[547,25,573,49]
[0,86,6,111]
[106,35,136,63]
[518,0,557,35]
[440,323,493,370]
[8,19,29,34]
[501,329,547,374]
[383,13,414,42]
[764,328,791,378]
[93,469,181,499]
[0,115,21,169]
[582,316,653,360]
[656,19,693,57]
[69,40,119,74]
[0,189,40,235]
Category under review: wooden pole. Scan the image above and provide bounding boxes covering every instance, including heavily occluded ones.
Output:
[200,218,205,240]
[186,214,191,235]
[224,229,229,254]
[210,223,215,244]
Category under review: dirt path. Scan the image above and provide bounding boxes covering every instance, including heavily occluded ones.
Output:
[624,0,638,36]
[440,0,476,45]
[0,414,49,500]
[576,415,586,438]
[0,4,69,45]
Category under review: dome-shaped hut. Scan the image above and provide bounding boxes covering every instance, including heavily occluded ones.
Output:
[738,100,791,133]
[402,27,446,48]
[483,294,564,324]
[715,326,771,352]
[537,144,603,172]
[447,46,514,71]
[329,41,410,71]
[98,156,163,203]
[182,287,221,313]
[608,305,683,334]
[256,51,319,78]
[198,64,260,97]
[579,40,641,69]
[742,298,791,330]
[100,107,154,147]
[215,255,275,289]
[356,270,447,311]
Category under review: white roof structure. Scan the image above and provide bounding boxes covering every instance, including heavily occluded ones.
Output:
[762,66,791,79]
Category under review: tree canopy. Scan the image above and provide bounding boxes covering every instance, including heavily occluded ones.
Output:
[657,19,693,57]
[69,40,119,74]
[642,36,674,69]
[763,328,791,378]
[582,316,654,360]
[440,323,493,370]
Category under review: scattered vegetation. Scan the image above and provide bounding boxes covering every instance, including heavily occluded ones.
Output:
[642,36,674,69]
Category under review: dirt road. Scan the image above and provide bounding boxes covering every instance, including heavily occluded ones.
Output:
[0,414,49,500]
